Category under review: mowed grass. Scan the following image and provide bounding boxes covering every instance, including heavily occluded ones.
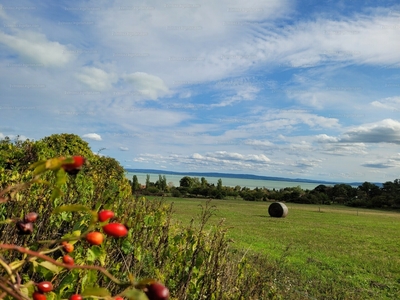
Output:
[153,196,400,298]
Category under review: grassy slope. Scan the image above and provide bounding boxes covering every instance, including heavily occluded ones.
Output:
[154,197,400,298]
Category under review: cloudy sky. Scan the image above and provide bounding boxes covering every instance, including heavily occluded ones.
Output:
[1,0,400,183]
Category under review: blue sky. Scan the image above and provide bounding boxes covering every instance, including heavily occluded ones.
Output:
[1,0,400,183]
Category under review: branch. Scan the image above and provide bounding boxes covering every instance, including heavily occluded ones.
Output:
[0,244,131,286]
[0,279,28,300]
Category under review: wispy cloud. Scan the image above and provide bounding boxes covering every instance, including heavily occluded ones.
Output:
[82,133,102,141]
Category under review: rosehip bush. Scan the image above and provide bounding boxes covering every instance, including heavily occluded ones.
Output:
[0,155,170,300]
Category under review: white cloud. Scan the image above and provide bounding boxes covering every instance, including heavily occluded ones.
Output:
[135,150,271,170]
[0,31,72,67]
[82,133,102,141]
[119,147,129,151]
[122,72,169,100]
[76,67,118,91]
[340,119,400,144]
[320,143,368,156]
[371,96,400,110]
[245,139,274,147]
[213,86,260,107]
[315,134,339,143]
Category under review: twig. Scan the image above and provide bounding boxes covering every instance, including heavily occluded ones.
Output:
[0,280,27,300]
[0,256,16,284]
[0,244,131,286]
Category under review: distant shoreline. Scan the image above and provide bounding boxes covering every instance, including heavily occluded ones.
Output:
[124,168,382,187]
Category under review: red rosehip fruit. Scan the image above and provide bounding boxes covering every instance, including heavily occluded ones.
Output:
[16,221,33,235]
[86,231,104,245]
[145,282,170,300]
[24,212,38,223]
[114,297,124,300]
[33,292,47,300]
[37,281,53,293]
[69,294,83,300]
[98,210,115,222]
[62,156,85,175]
[62,242,74,253]
[103,223,128,238]
[63,254,74,265]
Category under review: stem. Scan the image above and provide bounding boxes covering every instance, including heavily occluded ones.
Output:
[0,279,27,300]
[0,244,130,286]
[0,256,16,284]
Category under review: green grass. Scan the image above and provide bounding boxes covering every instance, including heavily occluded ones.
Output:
[153,196,400,298]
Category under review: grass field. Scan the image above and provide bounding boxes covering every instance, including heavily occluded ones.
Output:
[151,196,400,299]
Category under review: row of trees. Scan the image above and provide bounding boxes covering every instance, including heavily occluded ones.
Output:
[129,175,400,209]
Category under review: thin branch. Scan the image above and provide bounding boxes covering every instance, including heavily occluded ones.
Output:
[0,256,16,283]
[0,280,27,300]
[0,244,131,286]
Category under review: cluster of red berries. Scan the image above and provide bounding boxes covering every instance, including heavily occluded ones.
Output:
[16,212,38,235]
[32,281,53,300]
[85,209,128,246]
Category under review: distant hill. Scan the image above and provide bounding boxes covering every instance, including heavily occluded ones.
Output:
[125,168,383,187]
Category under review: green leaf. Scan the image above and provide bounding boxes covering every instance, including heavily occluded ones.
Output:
[81,270,98,293]
[135,278,156,289]
[45,157,64,171]
[39,261,63,274]
[55,168,67,186]
[44,292,57,300]
[82,287,111,297]
[20,281,35,299]
[50,187,63,201]
[29,159,46,168]
[57,271,79,294]
[122,288,148,300]
[53,204,91,214]
[121,239,134,255]
[61,230,82,243]
[86,248,97,263]
[32,164,47,176]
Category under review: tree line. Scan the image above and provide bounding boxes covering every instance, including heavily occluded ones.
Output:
[129,175,400,209]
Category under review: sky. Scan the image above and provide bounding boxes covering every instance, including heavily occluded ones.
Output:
[1,0,400,183]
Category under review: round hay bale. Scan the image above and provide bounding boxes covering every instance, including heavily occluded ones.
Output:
[268,202,288,218]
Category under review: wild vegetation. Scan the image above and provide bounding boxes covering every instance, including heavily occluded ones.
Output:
[1,134,399,299]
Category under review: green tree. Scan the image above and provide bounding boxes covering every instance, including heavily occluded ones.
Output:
[156,174,167,191]
[145,174,150,189]
[179,176,193,188]
[201,177,208,188]
[217,178,223,190]
[131,175,140,194]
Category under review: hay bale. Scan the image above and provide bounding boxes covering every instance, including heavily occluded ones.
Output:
[268,202,288,218]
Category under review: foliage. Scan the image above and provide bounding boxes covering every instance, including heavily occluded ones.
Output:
[0,133,287,299]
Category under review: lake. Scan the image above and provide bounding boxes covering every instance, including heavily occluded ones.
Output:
[125,172,334,190]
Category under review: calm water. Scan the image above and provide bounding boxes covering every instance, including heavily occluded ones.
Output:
[125,172,333,190]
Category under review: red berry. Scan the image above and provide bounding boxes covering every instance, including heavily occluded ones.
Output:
[103,223,128,238]
[62,242,74,253]
[114,297,124,300]
[24,212,38,223]
[63,254,74,265]
[98,210,115,222]
[37,281,53,293]
[62,156,85,174]
[16,221,33,235]
[86,231,104,245]
[69,294,83,300]
[145,282,169,300]
[33,292,47,300]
